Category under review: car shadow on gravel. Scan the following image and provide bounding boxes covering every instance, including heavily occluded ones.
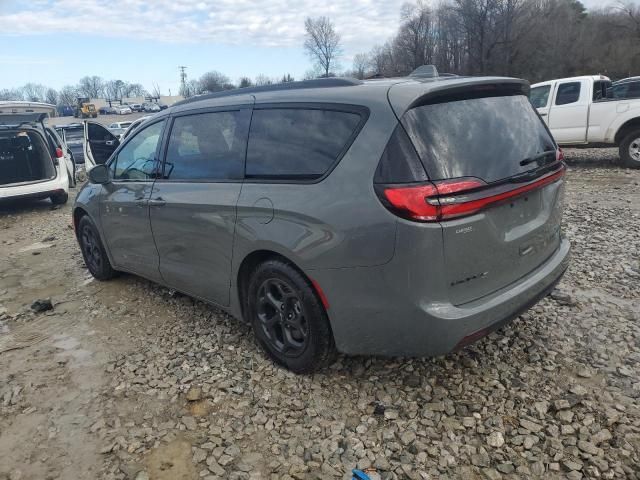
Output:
[0,198,60,215]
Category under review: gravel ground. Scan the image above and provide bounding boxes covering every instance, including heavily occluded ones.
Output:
[0,148,638,480]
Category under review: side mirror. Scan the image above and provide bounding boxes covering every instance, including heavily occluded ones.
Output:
[88,164,111,184]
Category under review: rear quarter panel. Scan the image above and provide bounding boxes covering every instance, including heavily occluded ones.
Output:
[232,89,402,319]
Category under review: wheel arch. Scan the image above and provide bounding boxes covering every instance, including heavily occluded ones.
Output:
[236,249,331,327]
[614,117,640,145]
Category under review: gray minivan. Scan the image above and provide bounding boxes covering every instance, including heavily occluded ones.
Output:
[74,74,570,373]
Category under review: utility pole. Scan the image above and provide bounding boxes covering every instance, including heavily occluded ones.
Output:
[179,66,188,96]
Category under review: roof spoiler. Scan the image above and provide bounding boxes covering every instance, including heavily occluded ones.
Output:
[409,65,439,79]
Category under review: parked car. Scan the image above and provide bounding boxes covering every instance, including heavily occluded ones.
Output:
[56,124,85,165]
[530,75,640,168]
[112,105,132,115]
[0,104,70,204]
[73,74,570,373]
[109,127,126,138]
[99,106,117,115]
[143,103,161,112]
[158,103,168,110]
[128,103,143,112]
[44,125,76,187]
[120,115,153,141]
[108,121,133,130]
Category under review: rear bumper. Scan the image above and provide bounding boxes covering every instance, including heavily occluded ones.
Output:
[0,170,68,201]
[311,238,570,356]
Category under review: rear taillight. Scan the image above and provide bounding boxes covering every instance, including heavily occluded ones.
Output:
[379,164,565,222]
[55,147,63,158]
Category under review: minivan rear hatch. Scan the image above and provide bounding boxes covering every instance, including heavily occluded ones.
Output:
[386,81,565,305]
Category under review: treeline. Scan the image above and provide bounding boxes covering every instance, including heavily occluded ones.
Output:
[0,76,148,106]
[0,71,297,105]
[350,0,640,82]
[2,0,638,106]
[179,72,295,97]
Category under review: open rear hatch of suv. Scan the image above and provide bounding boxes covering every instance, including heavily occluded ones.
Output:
[0,113,57,187]
[378,80,565,305]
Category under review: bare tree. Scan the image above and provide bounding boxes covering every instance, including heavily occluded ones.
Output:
[45,88,58,105]
[199,71,234,92]
[304,16,342,77]
[104,80,124,105]
[0,89,23,101]
[21,83,47,102]
[352,53,369,79]
[151,82,162,99]
[238,77,253,88]
[254,74,273,86]
[58,85,78,106]
[78,76,104,98]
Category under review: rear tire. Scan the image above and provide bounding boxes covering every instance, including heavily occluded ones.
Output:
[246,260,336,373]
[619,129,640,169]
[50,191,68,205]
[77,216,117,281]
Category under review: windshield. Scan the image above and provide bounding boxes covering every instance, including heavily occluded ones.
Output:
[402,94,556,183]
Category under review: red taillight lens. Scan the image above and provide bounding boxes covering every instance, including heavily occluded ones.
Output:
[55,147,63,158]
[383,183,439,221]
[381,164,565,222]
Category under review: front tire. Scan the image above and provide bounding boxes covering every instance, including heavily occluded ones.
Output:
[246,260,336,373]
[619,129,640,169]
[77,216,117,281]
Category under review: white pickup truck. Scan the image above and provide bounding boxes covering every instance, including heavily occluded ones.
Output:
[530,75,640,168]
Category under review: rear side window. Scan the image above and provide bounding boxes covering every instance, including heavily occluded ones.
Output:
[246,108,362,179]
[529,86,550,109]
[164,111,246,181]
[402,95,556,183]
[611,81,640,99]
[555,82,581,105]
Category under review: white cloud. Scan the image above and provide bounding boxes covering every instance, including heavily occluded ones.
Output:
[0,0,404,52]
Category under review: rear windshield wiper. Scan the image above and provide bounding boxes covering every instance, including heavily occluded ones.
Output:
[519,150,556,167]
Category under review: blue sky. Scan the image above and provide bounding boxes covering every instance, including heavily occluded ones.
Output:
[0,0,624,95]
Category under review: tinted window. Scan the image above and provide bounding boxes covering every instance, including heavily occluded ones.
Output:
[593,80,610,101]
[611,81,640,99]
[164,111,245,180]
[555,82,581,105]
[529,86,550,109]
[246,108,361,178]
[112,120,165,180]
[402,95,556,183]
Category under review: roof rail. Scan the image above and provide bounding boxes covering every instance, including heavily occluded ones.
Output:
[174,77,363,107]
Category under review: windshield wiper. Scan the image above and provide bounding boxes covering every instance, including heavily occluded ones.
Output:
[519,150,556,167]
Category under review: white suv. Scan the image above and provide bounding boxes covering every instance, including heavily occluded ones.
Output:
[0,103,71,204]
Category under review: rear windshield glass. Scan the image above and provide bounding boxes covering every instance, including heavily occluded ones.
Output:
[402,95,555,183]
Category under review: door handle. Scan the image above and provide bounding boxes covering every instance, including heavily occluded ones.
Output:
[105,140,116,146]
[148,197,166,207]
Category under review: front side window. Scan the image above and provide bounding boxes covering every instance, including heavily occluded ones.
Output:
[163,111,246,181]
[555,82,581,106]
[112,120,165,180]
[529,86,550,109]
[246,108,362,179]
